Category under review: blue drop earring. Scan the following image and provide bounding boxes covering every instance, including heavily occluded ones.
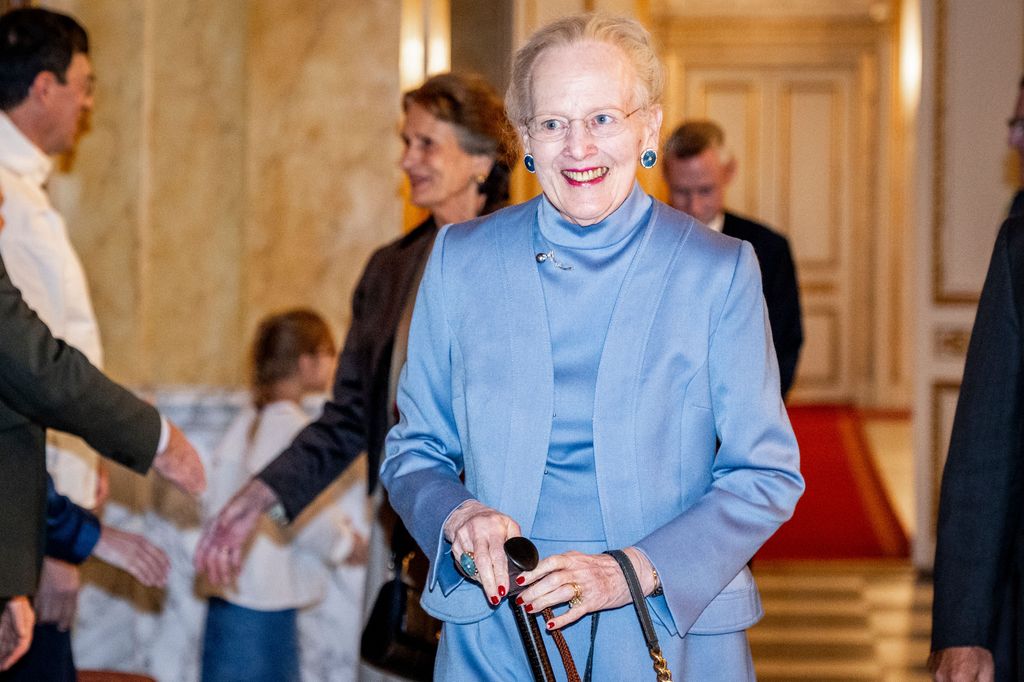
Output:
[524,154,536,173]
[640,149,658,169]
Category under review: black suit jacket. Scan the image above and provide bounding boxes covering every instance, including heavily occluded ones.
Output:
[0,254,161,599]
[722,212,803,396]
[932,215,1024,679]
[258,218,439,517]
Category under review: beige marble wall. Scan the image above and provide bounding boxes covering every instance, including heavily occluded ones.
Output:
[42,0,402,386]
[140,1,248,386]
[244,0,403,345]
[45,0,149,380]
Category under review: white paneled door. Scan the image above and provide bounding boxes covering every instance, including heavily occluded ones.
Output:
[681,67,860,403]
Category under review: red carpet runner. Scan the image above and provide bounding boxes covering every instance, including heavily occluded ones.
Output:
[756,405,909,561]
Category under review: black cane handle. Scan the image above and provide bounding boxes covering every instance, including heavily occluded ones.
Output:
[504,536,539,595]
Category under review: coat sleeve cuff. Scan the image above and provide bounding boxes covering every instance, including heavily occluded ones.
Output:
[432,501,469,595]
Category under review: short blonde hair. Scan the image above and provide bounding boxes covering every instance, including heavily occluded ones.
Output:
[505,13,665,127]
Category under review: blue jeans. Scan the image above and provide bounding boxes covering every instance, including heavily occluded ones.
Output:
[201,597,299,682]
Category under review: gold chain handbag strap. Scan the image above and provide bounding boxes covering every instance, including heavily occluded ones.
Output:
[604,550,673,681]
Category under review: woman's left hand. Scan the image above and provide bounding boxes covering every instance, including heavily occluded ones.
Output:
[514,547,656,630]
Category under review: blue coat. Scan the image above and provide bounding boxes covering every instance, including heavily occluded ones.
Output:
[381,195,803,647]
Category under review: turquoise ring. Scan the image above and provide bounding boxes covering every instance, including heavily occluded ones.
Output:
[459,551,478,577]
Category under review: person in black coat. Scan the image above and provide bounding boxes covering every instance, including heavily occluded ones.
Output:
[663,120,803,397]
[930,215,1024,681]
[194,75,516,679]
[0,201,205,670]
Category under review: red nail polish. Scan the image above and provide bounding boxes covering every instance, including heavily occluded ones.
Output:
[515,576,526,585]
[516,596,524,606]
[490,595,499,605]
[525,604,533,613]
[498,585,506,597]
[546,621,554,630]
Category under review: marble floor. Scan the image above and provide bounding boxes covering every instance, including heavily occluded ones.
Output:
[750,413,933,680]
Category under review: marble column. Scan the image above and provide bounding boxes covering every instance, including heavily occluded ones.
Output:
[43,0,402,387]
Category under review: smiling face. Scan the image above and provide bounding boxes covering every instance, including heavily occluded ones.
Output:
[400,102,494,226]
[522,41,662,227]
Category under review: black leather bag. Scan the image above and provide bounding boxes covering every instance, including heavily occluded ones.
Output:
[361,527,441,681]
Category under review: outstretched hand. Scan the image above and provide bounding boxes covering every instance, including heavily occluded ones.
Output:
[152,421,206,496]
[194,477,280,585]
[0,597,35,671]
[444,500,522,606]
[93,525,170,588]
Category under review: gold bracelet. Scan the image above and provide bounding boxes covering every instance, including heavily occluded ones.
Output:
[650,564,663,597]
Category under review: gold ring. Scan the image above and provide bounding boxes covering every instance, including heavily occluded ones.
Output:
[568,582,583,608]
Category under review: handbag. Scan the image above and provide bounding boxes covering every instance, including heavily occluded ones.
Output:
[602,549,673,682]
[360,525,442,681]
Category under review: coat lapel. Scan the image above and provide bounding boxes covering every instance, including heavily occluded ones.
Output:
[492,198,555,536]
[593,203,690,548]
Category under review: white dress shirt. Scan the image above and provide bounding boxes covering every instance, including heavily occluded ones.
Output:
[0,112,102,507]
[707,212,725,233]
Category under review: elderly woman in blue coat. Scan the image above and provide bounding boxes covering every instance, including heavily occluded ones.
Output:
[381,12,804,680]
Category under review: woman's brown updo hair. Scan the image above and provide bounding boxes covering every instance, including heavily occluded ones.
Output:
[403,72,517,213]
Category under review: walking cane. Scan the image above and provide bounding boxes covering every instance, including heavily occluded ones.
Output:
[505,537,581,682]
[505,537,556,681]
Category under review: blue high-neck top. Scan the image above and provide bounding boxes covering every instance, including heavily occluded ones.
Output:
[530,183,653,541]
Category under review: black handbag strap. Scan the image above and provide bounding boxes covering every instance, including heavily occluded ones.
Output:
[604,550,673,681]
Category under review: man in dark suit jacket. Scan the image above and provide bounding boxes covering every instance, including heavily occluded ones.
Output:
[664,120,803,396]
[0,245,205,668]
[930,215,1024,681]
[930,76,1024,682]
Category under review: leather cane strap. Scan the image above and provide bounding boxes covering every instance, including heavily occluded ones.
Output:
[541,607,581,682]
[605,550,673,681]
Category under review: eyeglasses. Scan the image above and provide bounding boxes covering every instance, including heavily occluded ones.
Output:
[525,107,643,142]
[1008,117,1024,134]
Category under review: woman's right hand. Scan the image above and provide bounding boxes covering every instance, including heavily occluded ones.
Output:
[195,477,281,585]
[444,500,521,606]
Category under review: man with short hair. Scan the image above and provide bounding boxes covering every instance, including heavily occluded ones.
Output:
[0,8,107,677]
[663,121,803,396]
[929,75,1024,682]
